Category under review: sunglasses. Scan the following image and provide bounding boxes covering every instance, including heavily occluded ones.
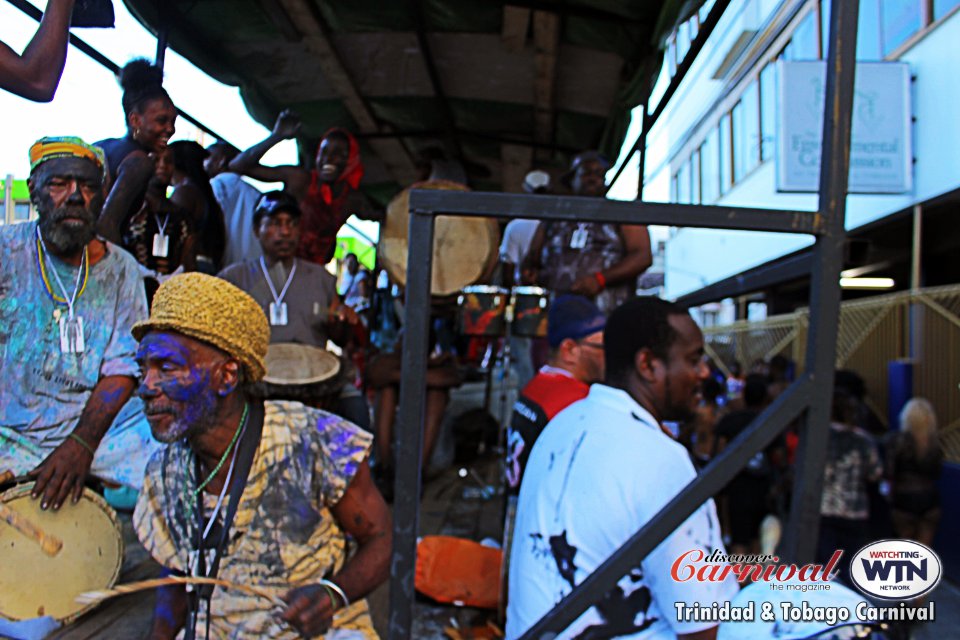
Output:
[577,340,604,350]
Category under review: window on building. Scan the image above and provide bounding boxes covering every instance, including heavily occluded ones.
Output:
[677,158,691,204]
[671,172,679,203]
[935,0,960,19]
[701,129,720,204]
[667,36,678,77]
[732,100,746,183]
[742,80,761,176]
[784,9,820,60]
[691,148,701,204]
[719,113,732,194]
[880,0,922,56]
[677,20,691,64]
[759,63,777,162]
[699,0,716,23]
[849,0,883,60]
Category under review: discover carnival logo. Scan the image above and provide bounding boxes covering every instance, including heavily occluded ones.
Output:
[671,549,842,590]
[849,539,943,600]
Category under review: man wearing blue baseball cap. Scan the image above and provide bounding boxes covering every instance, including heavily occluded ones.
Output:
[505,294,605,494]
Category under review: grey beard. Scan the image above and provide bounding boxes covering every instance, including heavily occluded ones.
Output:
[39,211,96,254]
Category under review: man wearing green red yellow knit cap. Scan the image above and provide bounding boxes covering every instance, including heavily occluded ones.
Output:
[0,136,161,511]
[132,272,391,639]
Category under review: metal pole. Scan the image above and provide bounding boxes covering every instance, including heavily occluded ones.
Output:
[155,29,168,71]
[387,210,435,640]
[910,203,922,292]
[3,174,12,224]
[781,0,860,564]
[154,0,167,71]
[637,107,650,200]
[909,203,922,359]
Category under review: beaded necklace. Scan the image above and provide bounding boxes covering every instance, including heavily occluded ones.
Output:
[35,231,89,305]
[194,403,249,498]
[182,404,249,576]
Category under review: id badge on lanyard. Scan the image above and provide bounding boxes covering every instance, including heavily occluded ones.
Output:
[59,315,85,354]
[269,301,289,326]
[152,233,170,257]
[569,224,589,249]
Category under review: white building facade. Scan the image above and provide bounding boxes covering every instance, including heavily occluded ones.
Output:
[635,0,960,304]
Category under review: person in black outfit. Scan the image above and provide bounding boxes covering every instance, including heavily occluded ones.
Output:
[888,398,943,548]
[715,374,782,554]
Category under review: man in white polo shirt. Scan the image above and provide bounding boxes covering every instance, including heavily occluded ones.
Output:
[507,297,737,639]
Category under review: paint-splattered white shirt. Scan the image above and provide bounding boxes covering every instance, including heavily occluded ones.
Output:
[507,385,738,639]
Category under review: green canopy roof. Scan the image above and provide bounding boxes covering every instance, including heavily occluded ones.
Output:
[123,0,698,206]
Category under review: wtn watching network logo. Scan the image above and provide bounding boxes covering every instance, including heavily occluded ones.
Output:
[849,539,943,600]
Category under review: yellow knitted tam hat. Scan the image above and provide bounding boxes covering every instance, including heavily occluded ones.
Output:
[132,273,269,382]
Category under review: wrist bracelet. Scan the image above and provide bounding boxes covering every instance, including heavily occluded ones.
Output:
[68,432,96,456]
[594,271,607,290]
[320,579,349,610]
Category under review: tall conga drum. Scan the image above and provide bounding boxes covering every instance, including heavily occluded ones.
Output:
[378,181,500,296]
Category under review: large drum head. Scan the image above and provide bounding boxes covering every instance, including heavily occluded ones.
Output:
[379,180,500,296]
[263,343,341,386]
[0,483,122,622]
[251,343,344,408]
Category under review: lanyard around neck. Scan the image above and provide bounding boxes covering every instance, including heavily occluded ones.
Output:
[155,213,170,236]
[259,256,297,306]
[36,226,88,318]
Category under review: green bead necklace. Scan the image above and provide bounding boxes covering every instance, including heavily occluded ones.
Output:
[194,403,249,497]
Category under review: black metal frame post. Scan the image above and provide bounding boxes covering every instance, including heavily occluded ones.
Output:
[386,213,434,639]
[387,0,860,638]
[780,0,860,563]
[636,106,650,200]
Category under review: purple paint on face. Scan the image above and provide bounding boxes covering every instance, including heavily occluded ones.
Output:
[136,332,221,443]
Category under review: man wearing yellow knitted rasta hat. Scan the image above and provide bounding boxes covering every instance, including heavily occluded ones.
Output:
[132,272,391,639]
[132,272,269,382]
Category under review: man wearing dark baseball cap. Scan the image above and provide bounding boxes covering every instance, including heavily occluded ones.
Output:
[521,150,652,315]
[505,294,606,494]
[217,191,368,429]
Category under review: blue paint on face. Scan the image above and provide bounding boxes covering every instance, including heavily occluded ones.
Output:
[136,332,221,443]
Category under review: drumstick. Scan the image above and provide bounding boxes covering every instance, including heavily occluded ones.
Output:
[76,576,286,608]
[0,470,14,484]
[0,501,63,556]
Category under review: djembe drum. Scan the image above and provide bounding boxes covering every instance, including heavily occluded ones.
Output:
[0,482,123,623]
[378,180,500,296]
[251,343,344,410]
